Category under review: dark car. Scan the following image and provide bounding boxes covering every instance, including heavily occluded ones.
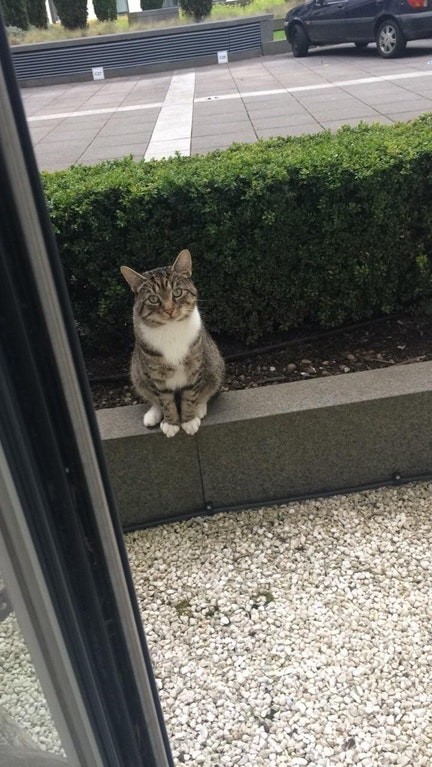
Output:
[284,0,432,57]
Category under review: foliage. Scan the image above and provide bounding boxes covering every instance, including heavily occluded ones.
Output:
[41,115,432,350]
[93,0,117,22]
[140,0,164,9]
[26,0,48,27]
[55,0,87,29]
[179,0,212,21]
[5,23,27,40]
[0,0,29,30]
[5,0,291,43]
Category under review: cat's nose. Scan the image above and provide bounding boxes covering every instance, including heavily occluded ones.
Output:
[165,304,175,316]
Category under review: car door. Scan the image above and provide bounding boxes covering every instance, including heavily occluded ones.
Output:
[305,0,350,44]
[342,0,378,40]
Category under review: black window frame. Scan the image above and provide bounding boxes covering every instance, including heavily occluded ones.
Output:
[0,14,174,767]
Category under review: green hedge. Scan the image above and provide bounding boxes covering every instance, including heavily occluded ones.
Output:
[42,116,432,349]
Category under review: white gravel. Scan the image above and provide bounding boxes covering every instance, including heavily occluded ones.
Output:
[0,614,63,754]
[1,482,431,765]
[127,482,432,767]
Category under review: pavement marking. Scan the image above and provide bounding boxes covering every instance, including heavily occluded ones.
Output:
[27,69,432,124]
[195,70,432,103]
[28,101,165,122]
[145,72,195,160]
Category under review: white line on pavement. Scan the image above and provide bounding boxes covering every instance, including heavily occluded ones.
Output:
[145,72,195,160]
[28,101,165,122]
[195,70,432,102]
[27,69,432,124]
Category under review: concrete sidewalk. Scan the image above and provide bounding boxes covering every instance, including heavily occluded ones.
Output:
[22,44,432,171]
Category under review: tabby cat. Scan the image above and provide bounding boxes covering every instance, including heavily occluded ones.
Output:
[121,249,224,438]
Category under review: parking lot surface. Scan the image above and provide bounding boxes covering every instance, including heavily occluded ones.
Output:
[22,43,432,170]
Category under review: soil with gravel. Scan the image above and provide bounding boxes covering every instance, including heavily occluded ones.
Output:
[87,313,432,410]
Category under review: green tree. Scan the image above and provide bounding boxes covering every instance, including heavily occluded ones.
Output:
[0,0,30,29]
[140,0,163,8]
[26,0,48,27]
[179,0,212,21]
[55,0,87,29]
[93,0,117,21]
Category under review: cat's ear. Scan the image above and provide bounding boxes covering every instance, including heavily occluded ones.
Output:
[120,266,144,293]
[173,249,192,277]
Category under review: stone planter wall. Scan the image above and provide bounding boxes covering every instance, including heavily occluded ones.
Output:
[96,362,432,528]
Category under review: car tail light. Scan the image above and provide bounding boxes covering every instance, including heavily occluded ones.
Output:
[406,0,427,7]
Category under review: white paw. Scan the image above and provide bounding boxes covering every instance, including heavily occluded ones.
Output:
[160,421,180,438]
[143,404,162,428]
[196,402,207,419]
[181,416,201,435]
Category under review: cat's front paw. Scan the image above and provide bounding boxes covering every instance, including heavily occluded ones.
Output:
[143,404,163,428]
[181,416,201,435]
[160,421,180,438]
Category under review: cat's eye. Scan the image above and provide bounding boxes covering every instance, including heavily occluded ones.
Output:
[148,295,159,305]
[172,288,183,298]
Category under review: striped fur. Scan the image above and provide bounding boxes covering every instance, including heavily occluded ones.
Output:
[121,250,224,437]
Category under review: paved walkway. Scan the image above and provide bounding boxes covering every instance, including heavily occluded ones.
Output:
[22,43,432,171]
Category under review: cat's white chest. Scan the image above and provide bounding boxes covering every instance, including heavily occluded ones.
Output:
[165,365,188,391]
[138,306,201,366]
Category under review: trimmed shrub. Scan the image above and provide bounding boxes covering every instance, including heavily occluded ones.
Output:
[26,0,48,27]
[0,0,29,29]
[180,0,212,21]
[93,0,117,21]
[41,116,432,350]
[55,0,87,29]
[140,0,164,8]
[5,24,26,40]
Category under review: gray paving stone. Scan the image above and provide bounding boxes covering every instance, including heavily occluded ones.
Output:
[194,101,248,116]
[245,104,311,119]
[191,132,256,151]
[296,89,360,104]
[192,120,252,137]
[27,118,65,129]
[36,139,91,153]
[40,127,100,143]
[321,115,393,130]
[192,112,250,127]
[90,134,153,149]
[310,103,381,120]
[29,125,57,142]
[251,112,315,129]
[79,144,150,161]
[103,112,161,128]
[388,108,432,121]
[372,99,432,114]
[59,115,112,128]
[256,123,322,138]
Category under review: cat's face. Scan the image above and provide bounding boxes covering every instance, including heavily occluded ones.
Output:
[121,250,197,327]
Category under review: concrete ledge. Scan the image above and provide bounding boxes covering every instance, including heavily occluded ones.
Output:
[96,362,432,527]
[12,15,272,87]
[262,39,289,55]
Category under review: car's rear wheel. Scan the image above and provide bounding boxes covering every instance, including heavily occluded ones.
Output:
[355,42,369,49]
[376,19,406,58]
[291,24,309,57]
